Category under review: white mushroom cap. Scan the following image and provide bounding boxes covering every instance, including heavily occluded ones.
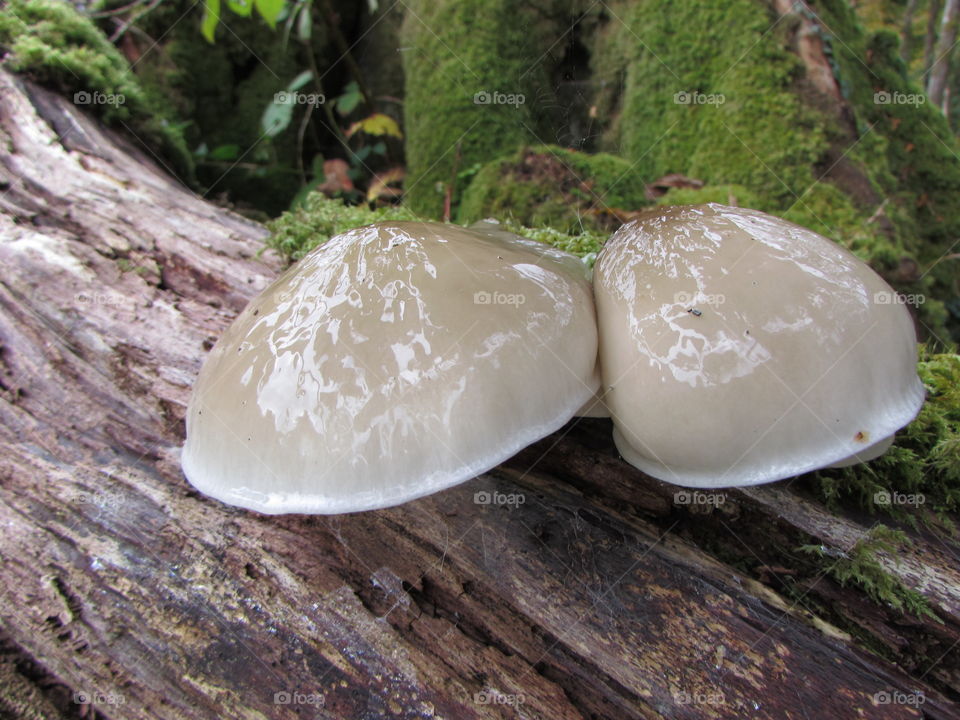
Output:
[182,222,600,513]
[594,204,924,487]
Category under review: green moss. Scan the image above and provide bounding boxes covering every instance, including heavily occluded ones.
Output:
[655,184,760,208]
[399,0,558,218]
[798,525,938,620]
[265,194,418,262]
[265,192,605,266]
[598,0,825,210]
[496,220,606,267]
[809,348,960,530]
[457,145,648,232]
[0,0,192,180]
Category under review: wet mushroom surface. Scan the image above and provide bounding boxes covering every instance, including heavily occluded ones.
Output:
[182,221,600,514]
[593,203,925,487]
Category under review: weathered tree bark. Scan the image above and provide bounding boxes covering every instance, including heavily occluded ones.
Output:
[0,69,958,720]
[928,0,960,108]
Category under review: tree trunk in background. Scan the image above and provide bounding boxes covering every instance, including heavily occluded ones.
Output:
[925,0,943,81]
[928,0,959,105]
[1,68,959,719]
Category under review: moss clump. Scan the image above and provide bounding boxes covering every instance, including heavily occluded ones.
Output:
[654,184,760,209]
[809,348,960,530]
[458,145,649,232]
[0,0,192,180]
[265,194,418,262]
[399,0,558,218]
[265,193,605,268]
[798,525,937,620]
[495,219,606,267]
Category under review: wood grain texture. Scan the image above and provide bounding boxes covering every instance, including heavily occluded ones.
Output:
[0,70,957,719]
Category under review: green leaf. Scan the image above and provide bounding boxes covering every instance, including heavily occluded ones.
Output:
[336,81,361,116]
[201,0,220,42]
[288,70,313,92]
[310,154,325,178]
[255,0,286,27]
[352,146,372,163]
[226,0,253,16]
[346,113,403,139]
[296,3,312,41]
[209,144,241,160]
[261,72,314,138]
[262,97,294,137]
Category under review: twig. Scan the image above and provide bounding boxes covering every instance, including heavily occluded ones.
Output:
[442,141,462,223]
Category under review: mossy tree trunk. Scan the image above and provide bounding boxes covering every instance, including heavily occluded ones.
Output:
[0,70,959,719]
[927,0,960,109]
[399,0,570,217]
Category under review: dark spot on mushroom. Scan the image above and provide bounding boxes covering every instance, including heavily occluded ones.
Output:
[745,330,750,335]
[253,308,259,316]
[854,431,869,443]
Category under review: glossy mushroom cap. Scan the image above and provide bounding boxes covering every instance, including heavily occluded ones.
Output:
[594,204,924,487]
[182,222,600,513]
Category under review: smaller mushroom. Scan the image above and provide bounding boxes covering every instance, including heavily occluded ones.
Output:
[593,203,924,487]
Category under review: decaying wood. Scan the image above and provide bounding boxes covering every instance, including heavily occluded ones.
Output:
[0,69,958,719]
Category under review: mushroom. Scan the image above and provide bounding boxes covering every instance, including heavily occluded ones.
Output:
[468,219,610,419]
[181,221,600,513]
[593,203,924,487]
